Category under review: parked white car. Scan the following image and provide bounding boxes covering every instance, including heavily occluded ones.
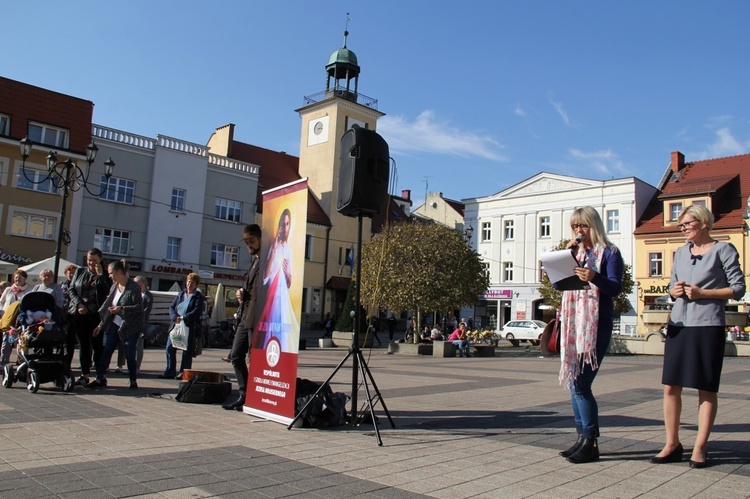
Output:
[500,320,547,346]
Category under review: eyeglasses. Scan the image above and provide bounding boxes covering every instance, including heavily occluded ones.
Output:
[677,220,699,230]
[571,224,589,230]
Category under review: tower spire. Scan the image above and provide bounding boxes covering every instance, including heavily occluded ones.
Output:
[343,12,351,47]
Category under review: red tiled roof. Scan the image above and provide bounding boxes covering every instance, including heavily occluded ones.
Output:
[371,196,410,233]
[635,153,750,235]
[229,141,331,227]
[443,196,465,217]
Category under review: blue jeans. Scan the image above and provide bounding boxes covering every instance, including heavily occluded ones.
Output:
[570,318,612,439]
[97,323,138,383]
[452,340,469,357]
[165,329,194,377]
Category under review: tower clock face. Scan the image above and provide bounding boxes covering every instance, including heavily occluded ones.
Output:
[307,116,329,146]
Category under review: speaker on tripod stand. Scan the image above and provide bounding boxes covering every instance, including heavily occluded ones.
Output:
[288,125,395,446]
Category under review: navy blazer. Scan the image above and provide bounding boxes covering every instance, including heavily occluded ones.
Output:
[169,290,204,333]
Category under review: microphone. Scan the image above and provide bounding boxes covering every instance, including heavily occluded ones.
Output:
[575,235,584,244]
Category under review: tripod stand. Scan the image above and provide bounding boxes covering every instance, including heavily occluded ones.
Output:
[288,214,395,446]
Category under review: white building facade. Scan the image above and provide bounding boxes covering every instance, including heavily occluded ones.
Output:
[462,172,657,333]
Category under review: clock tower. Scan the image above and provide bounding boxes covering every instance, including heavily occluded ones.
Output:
[296,30,385,315]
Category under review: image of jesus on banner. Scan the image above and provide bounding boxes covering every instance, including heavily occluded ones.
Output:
[254,207,300,353]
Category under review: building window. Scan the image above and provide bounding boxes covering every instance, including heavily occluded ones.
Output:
[171,188,186,212]
[649,252,663,277]
[481,222,491,242]
[11,212,55,239]
[166,237,181,261]
[539,216,550,238]
[28,122,69,148]
[504,220,514,240]
[692,200,706,207]
[100,176,135,204]
[607,209,620,233]
[503,262,513,282]
[214,198,242,223]
[312,288,321,314]
[305,234,313,260]
[0,113,9,136]
[17,167,58,194]
[669,202,682,221]
[210,244,239,269]
[482,262,490,279]
[94,228,130,256]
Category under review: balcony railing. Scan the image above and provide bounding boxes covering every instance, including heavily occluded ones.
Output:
[207,153,259,175]
[303,89,378,109]
[156,135,208,156]
[92,124,155,150]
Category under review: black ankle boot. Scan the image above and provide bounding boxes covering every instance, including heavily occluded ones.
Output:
[567,438,599,464]
[559,435,583,458]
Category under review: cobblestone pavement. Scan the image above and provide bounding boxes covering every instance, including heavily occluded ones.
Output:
[1,341,748,498]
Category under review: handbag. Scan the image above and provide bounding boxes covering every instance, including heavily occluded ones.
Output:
[540,318,560,357]
[169,321,189,350]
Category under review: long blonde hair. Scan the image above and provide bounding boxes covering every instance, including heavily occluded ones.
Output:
[570,206,618,252]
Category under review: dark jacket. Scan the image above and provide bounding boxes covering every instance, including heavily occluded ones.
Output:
[239,256,260,330]
[169,290,205,333]
[98,279,144,341]
[68,267,112,316]
[142,290,153,328]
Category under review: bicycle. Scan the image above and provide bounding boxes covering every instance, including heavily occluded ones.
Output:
[208,320,235,348]
[145,324,169,348]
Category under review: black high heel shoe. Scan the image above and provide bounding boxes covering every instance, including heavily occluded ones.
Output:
[567,438,599,464]
[649,443,683,464]
[559,435,583,458]
[689,451,708,469]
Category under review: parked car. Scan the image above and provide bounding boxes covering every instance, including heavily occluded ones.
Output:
[500,320,547,346]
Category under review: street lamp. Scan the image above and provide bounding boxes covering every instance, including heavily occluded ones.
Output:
[19,137,115,283]
[463,224,474,243]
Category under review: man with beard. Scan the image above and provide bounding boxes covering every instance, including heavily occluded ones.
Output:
[223,224,262,411]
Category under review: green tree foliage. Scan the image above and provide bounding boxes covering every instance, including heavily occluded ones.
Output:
[334,279,368,332]
[537,239,634,314]
[359,221,489,321]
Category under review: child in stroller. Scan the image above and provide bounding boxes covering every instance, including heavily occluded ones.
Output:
[2,291,73,393]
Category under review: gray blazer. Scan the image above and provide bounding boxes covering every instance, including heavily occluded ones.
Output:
[98,279,144,341]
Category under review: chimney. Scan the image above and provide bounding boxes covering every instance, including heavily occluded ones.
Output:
[670,151,685,173]
[401,189,411,201]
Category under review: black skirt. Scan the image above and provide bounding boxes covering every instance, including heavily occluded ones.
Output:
[662,325,726,392]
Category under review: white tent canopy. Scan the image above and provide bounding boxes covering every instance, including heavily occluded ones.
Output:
[209,283,226,328]
[0,260,19,278]
[20,257,78,284]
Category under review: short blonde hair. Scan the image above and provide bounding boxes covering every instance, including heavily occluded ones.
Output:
[679,204,714,230]
[186,273,201,285]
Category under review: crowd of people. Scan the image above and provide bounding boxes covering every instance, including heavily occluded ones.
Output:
[0,202,746,470]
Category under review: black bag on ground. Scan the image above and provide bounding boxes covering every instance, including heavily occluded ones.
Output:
[176,376,231,404]
[295,378,348,428]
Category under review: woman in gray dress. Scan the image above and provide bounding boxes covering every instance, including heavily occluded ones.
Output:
[650,204,745,468]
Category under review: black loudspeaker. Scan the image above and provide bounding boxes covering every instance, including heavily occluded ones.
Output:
[337,125,390,217]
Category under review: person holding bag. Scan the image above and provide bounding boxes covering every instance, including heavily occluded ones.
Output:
[555,207,623,464]
[86,260,143,390]
[162,273,204,380]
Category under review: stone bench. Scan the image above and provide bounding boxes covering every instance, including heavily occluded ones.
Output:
[471,345,495,357]
[387,342,433,356]
[432,341,457,357]
[331,331,373,348]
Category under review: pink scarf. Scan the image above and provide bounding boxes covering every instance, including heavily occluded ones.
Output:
[559,245,604,387]
[8,284,28,301]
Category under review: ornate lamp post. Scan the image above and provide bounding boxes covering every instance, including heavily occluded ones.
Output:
[463,224,474,244]
[19,137,115,283]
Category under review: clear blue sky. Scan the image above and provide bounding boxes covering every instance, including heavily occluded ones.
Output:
[3,1,749,206]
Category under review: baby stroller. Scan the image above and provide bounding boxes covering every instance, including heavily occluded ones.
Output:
[2,292,73,393]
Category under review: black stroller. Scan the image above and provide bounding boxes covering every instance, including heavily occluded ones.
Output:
[2,292,73,393]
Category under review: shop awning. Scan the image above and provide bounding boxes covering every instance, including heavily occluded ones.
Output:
[326,276,351,291]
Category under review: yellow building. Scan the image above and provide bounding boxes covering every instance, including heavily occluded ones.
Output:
[634,151,750,335]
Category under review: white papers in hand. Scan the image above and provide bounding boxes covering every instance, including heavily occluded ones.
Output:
[540,250,579,284]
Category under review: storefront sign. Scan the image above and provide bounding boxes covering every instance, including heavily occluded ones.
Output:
[128,261,142,272]
[0,251,33,264]
[150,264,193,275]
[480,289,512,299]
[644,284,669,294]
[214,272,245,281]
